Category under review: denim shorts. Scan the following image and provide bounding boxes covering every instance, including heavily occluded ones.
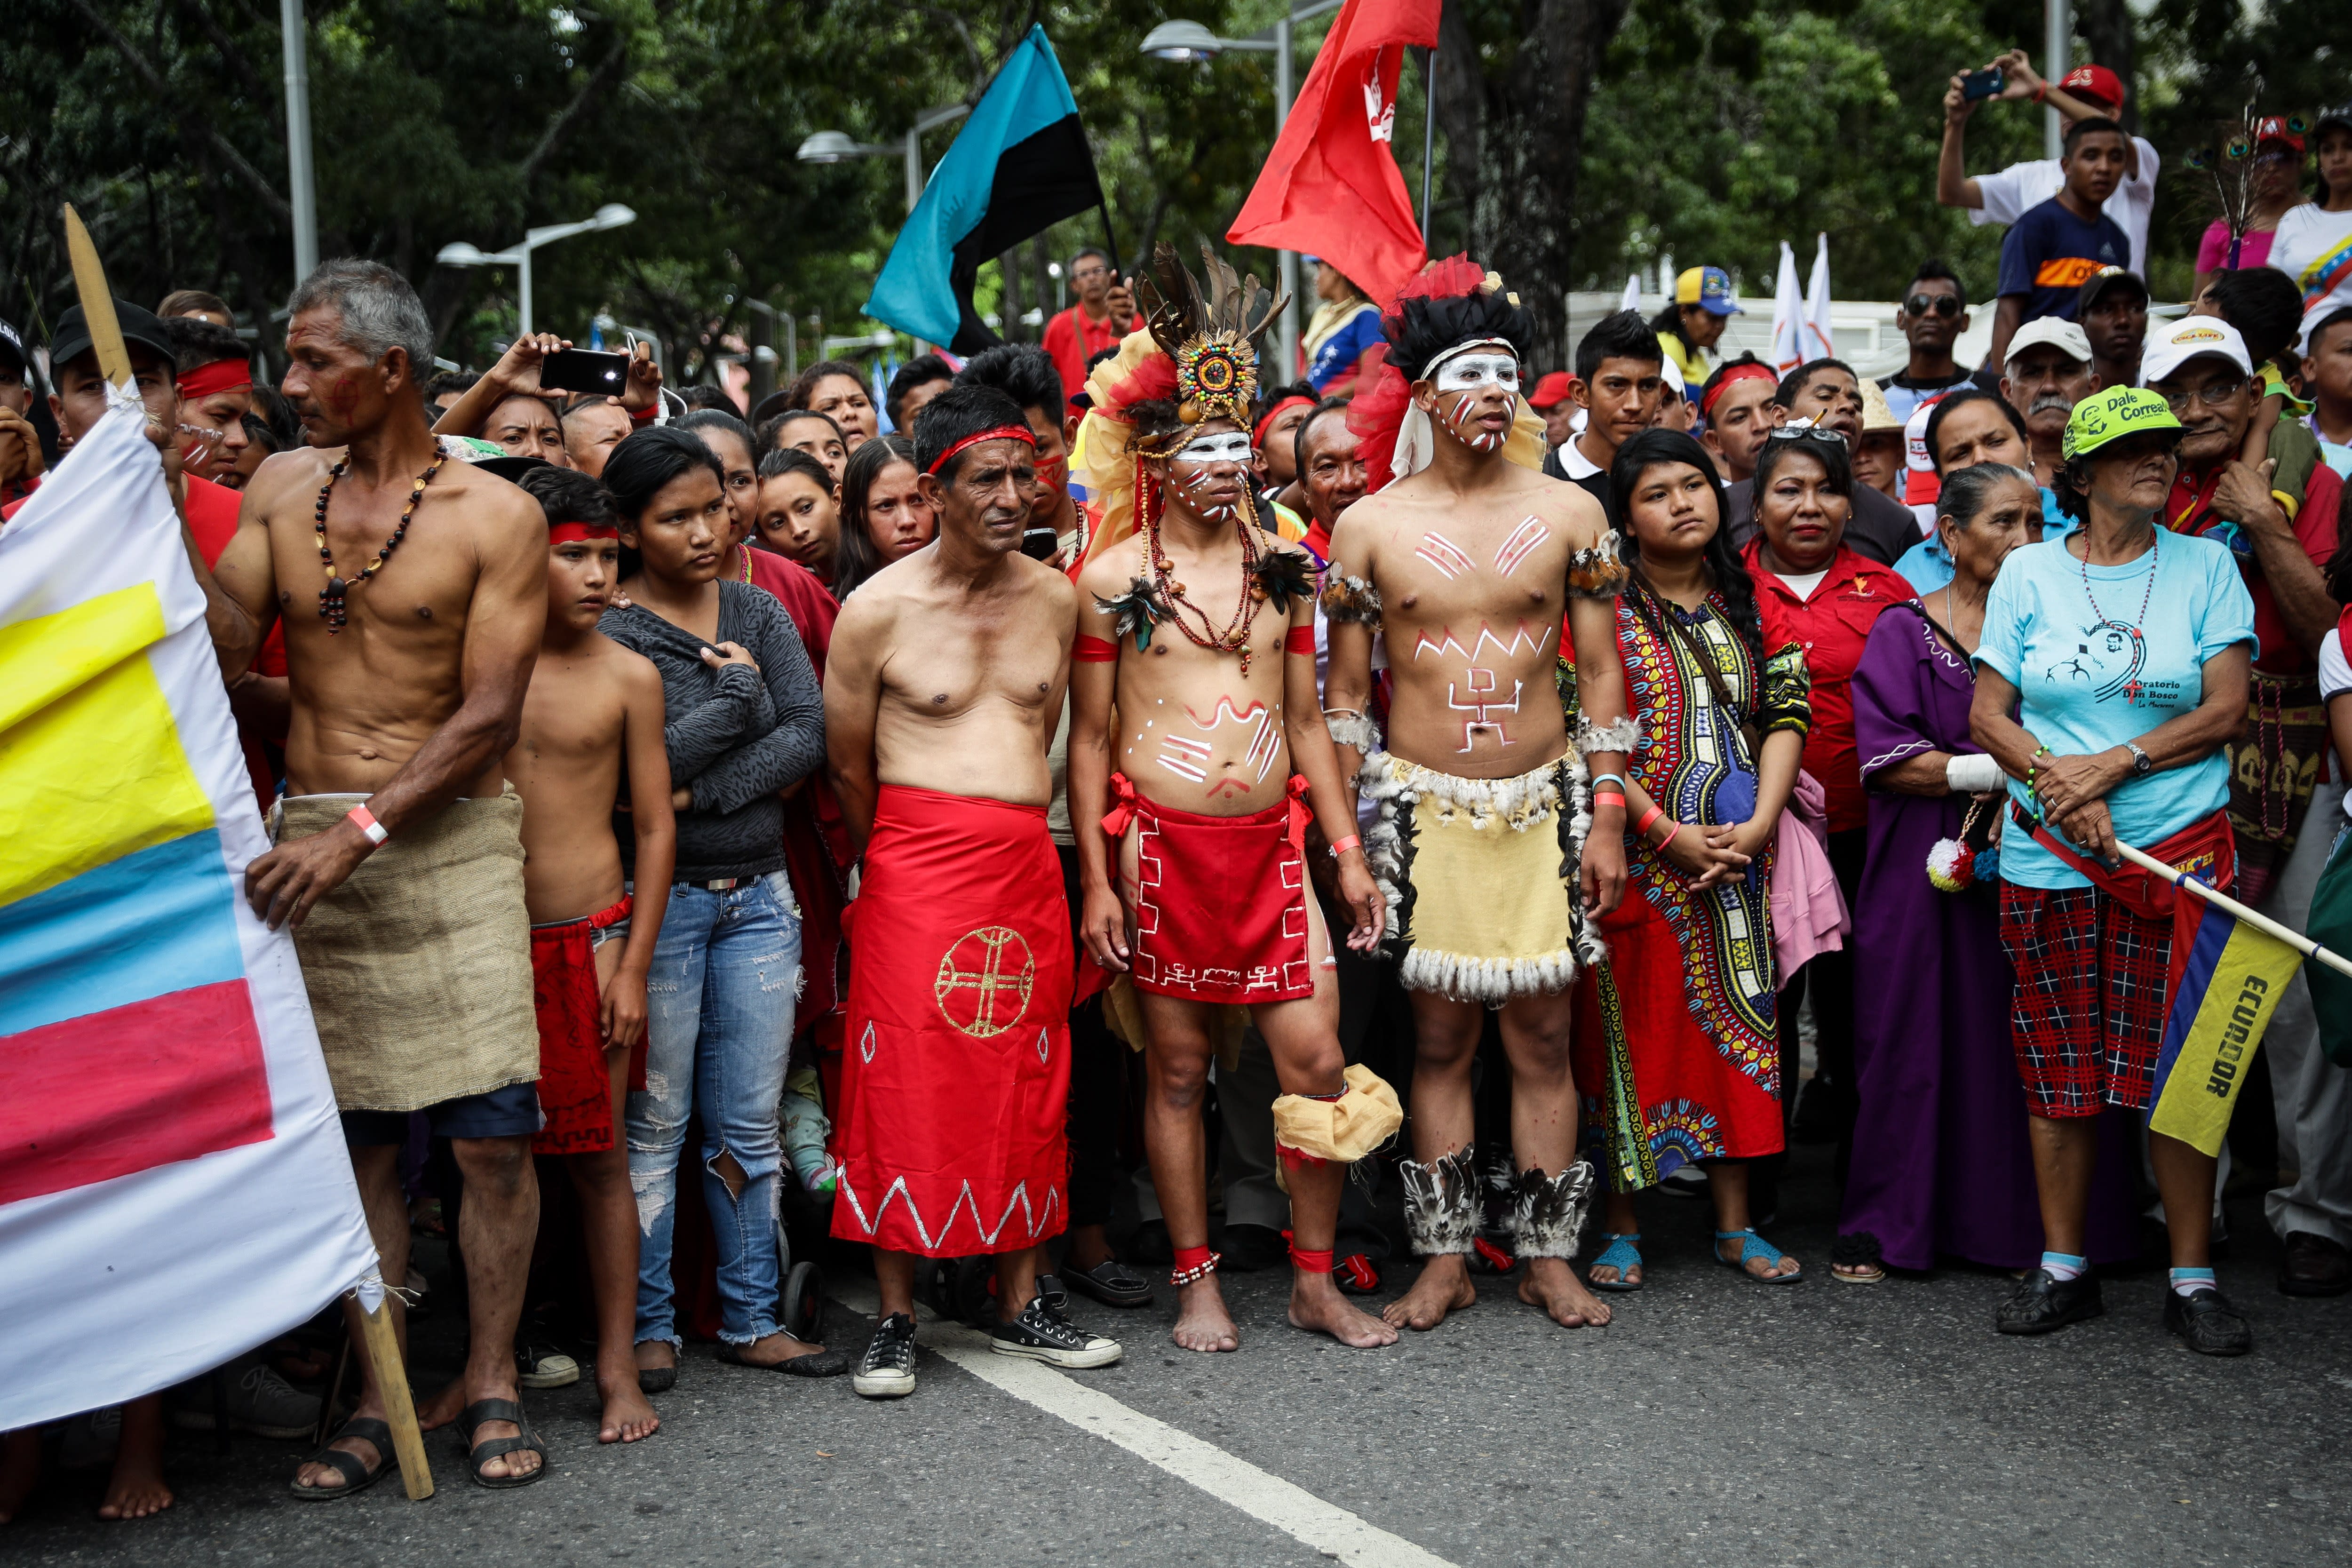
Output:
[341,1078,543,1146]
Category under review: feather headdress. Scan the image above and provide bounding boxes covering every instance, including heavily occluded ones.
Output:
[1347,255,1549,493]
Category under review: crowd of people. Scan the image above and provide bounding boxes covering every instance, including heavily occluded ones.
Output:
[4,46,2352,1532]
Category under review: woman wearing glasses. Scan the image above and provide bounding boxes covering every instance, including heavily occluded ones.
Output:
[1742,426,1916,1172]
[1969,387,2256,1354]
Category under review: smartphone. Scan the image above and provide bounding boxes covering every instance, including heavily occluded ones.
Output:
[1022,525,1060,562]
[1961,67,2003,102]
[539,348,630,395]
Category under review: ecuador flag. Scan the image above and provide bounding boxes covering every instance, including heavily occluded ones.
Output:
[2145,891,2305,1158]
[864,25,1106,354]
[0,386,375,1431]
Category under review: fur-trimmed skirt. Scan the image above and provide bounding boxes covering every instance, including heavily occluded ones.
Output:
[1359,749,1603,1003]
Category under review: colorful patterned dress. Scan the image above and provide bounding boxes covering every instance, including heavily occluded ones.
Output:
[1573,590,1810,1192]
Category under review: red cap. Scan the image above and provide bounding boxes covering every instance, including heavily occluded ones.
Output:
[2254,115,2306,154]
[1529,371,1575,410]
[2058,64,2125,112]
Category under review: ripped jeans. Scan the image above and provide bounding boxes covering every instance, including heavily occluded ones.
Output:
[626,870,801,1347]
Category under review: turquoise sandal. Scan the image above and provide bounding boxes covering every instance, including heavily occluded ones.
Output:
[1714,1229,1802,1284]
[1586,1233,1644,1293]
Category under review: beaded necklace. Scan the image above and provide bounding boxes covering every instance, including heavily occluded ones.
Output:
[2075,523,2159,633]
[1139,467,1270,674]
[314,454,446,632]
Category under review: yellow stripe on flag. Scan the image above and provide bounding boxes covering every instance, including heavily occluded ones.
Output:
[2147,919,2306,1157]
[0,583,213,910]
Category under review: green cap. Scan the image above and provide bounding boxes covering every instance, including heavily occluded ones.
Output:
[2060,386,2181,462]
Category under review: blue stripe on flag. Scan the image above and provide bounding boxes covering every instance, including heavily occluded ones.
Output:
[0,829,243,1038]
[2147,898,2237,1099]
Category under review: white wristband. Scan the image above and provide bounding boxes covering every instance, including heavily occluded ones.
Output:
[1945,752,2004,794]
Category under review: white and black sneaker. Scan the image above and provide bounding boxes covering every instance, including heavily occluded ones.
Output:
[853,1312,919,1399]
[989,1275,1123,1369]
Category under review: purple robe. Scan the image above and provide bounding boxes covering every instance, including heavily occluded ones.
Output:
[1839,603,2139,1270]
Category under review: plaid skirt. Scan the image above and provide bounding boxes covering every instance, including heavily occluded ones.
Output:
[1997,882,2174,1116]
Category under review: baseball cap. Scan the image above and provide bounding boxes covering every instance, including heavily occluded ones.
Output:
[2003,318,2093,369]
[2319,105,2352,137]
[1674,266,1744,318]
[0,317,24,376]
[49,299,179,374]
[1529,371,1575,410]
[2058,64,2125,112]
[2076,266,2147,317]
[2253,115,2306,155]
[2139,317,2253,388]
[2062,386,2180,460]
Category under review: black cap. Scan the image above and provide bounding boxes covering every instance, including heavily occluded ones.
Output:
[0,317,23,375]
[49,299,179,376]
[2076,266,2149,317]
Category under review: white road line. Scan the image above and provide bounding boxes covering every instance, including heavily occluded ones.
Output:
[833,1285,1458,1568]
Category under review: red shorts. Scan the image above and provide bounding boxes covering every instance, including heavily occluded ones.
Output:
[1998,883,2172,1117]
[528,895,631,1154]
[1106,772,1313,1006]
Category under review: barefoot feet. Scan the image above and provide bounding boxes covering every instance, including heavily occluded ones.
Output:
[1382,1255,1477,1331]
[1288,1271,1398,1347]
[1171,1275,1240,1353]
[97,1399,172,1520]
[596,1359,661,1444]
[1519,1257,1612,1328]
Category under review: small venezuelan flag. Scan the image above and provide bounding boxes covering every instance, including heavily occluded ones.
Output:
[2145,894,2305,1157]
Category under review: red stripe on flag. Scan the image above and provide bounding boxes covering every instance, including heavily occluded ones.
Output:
[0,980,274,1205]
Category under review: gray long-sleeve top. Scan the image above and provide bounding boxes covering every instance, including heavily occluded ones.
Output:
[599,581,824,883]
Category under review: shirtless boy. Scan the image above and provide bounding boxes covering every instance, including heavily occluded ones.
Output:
[187,260,554,1494]
[503,465,675,1445]
[825,383,1123,1398]
[1322,261,1637,1333]
[1068,245,1403,1353]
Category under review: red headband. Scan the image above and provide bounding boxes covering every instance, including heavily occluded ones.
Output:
[548,522,620,544]
[1699,362,1777,420]
[924,424,1038,476]
[179,358,253,400]
[1252,395,1316,447]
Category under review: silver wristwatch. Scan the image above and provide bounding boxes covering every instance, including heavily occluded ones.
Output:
[2123,740,2153,777]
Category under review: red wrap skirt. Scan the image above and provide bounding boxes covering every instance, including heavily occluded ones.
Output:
[529,894,632,1155]
[1104,772,1314,1005]
[830,785,1073,1258]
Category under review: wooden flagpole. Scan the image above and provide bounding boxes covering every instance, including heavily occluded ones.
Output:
[2114,841,2352,980]
[63,201,438,1503]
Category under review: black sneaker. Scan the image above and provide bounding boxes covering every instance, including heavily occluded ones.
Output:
[989,1276,1123,1369]
[1994,1268,2105,1335]
[852,1312,918,1399]
[2164,1285,2253,1357]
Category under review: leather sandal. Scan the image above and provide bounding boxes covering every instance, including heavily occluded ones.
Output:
[289,1417,393,1501]
[454,1398,548,1489]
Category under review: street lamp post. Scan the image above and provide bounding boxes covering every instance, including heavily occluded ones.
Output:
[797,104,972,353]
[1142,0,1343,380]
[436,204,638,337]
[280,0,318,281]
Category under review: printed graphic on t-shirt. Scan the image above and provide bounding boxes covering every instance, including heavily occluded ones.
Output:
[2043,618,2177,707]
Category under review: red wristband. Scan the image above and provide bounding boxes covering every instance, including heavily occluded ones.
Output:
[1284,624,1315,654]
[347,804,388,845]
[1327,834,1361,858]
[1656,820,1682,852]
[1634,803,1665,838]
[1594,791,1626,810]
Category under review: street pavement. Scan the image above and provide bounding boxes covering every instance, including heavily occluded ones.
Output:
[8,1146,2349,1567]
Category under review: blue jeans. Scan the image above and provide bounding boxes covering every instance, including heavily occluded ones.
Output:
[627,870,801,1346]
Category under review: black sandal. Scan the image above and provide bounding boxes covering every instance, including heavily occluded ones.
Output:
[454,1398,548,1489]
[1061,1258,1154,1308]
[289,1417,393,1501]
[716,1341,849,1377]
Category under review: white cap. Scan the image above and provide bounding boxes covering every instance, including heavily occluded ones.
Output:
[2140,316,2253,389]
[2003,317,2093,370]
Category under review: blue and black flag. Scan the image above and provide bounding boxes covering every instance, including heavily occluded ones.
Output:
[865,25,1108,353]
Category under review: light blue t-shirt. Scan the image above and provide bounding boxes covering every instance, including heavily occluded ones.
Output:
[1894,488,2074,596]
[1972,531,2256,890]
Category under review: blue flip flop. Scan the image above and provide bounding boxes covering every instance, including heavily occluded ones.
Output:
[1586,1232,1644,1293]
[1714,1228,1802,1284]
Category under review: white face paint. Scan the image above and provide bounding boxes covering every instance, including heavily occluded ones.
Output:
[1173,430,1255,466]
[1433,352,1520,394]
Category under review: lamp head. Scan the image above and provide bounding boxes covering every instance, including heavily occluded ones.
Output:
[435,242,488,267]
[592,204,637,230]
[797,131,861,163]
[1141,21,1223,60]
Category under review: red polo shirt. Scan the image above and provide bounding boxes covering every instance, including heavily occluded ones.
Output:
[1042,304,1124,411]
[2167,459,2342,677]
[1744,541,1915,833]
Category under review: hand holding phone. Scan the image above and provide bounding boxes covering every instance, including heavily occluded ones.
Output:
[539,349,632,397]
[1961,67,2002,102]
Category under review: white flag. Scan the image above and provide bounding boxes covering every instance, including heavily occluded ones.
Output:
[1768,240,1806,373]
[0,395,377,1430]
[1620,272,1643,314]
[1804,232,1835,360]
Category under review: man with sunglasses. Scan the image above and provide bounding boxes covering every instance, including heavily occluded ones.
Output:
[2143,316,2352,1300]
[1879,261,1976,425]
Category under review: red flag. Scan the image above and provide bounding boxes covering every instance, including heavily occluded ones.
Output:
[1226,0,1437,309]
